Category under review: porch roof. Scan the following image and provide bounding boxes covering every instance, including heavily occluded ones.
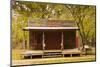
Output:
[23,27,78,30]
[23,19,78,30]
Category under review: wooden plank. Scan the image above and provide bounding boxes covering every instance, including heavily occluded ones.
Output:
[61,32,64,57]
[20,49,81,59]
[28,20,77,27]
[21,51,43,55]
[43,55,62,58]
[44,50,62,52]
[43,32,45,54]
[62,49,81,54]
[24,27,79,30]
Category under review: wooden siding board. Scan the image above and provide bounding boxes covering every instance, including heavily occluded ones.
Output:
[63,31,76,49]
[29,30,77,50]
[28,19,77,27]
[29,31,43,50]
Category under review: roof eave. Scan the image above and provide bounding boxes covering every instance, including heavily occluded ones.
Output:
[23,27,79,31]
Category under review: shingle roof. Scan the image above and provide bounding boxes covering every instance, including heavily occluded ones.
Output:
[28,19,77,27]
[23,19,78,30]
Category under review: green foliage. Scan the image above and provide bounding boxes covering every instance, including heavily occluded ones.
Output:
[12,13,28,49]
[12,1,96,49]
[65,5,96,48]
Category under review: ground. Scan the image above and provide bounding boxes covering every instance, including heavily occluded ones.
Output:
[12,49,96,66]
[12,55,95,66]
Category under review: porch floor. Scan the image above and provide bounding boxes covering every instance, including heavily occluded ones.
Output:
[21,48,81,59]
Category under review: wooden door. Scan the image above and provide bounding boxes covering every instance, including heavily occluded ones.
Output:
[44,31,61,50]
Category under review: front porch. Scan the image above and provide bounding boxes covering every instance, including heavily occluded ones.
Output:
[21,48,81,59]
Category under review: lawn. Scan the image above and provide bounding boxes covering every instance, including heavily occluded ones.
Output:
[12,49,24,60]
[12,55,95,66]
[12,49,96,66]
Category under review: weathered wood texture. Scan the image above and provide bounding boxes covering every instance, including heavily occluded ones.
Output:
[44,31,61,50]
[29,31,43,50]
[29,30,77,50]
[63,30,76,49]
[28,19,77,27]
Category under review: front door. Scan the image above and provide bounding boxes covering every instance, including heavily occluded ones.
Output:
[44,31,61,50]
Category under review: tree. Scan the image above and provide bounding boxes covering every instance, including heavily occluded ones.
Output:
[12,0,96,50]
[65,5,96,50]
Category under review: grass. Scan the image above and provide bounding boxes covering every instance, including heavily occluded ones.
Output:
[12,48,96,60]
[12,55,95,66]
[12,49,96,66]
[12,49,23,60]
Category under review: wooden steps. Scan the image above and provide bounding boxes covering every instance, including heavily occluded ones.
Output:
[43,52,62,58]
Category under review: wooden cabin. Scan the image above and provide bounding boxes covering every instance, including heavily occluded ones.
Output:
[22,19,81,58]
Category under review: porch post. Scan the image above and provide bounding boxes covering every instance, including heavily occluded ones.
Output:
[76,31,78,48]
[33,32,35,50]
[61,32,64,57]
[42,32,45,58]
[23,30,26,50]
